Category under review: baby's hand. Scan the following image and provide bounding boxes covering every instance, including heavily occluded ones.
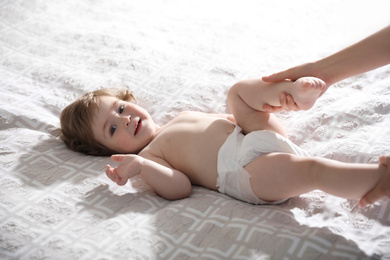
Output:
[106,154,144,186]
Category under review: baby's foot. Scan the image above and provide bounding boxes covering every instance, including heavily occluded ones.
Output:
[290,77,326,110]
[359,155,390,207]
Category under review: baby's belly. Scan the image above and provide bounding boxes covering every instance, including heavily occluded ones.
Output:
[163,121,235,189]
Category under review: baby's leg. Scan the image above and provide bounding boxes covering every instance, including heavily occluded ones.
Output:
[360,155,390,207]
[245,153,386,203]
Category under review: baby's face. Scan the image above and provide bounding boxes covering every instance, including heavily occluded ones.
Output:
[91,96,157,154]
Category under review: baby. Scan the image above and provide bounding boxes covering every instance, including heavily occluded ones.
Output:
[60,77,389,205]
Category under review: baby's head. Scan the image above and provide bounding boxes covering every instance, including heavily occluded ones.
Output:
[60,89,136,156]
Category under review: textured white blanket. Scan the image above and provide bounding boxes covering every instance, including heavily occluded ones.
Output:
[1,0,389,259]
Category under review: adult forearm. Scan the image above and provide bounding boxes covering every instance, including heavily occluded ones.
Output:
[317,25,390,86]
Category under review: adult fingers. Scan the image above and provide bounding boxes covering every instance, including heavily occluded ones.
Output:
[261,93,301,113]
[285,94,301,111]
[279,93,300,112]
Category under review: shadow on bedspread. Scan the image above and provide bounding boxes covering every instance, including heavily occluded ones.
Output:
[2,137,378,259]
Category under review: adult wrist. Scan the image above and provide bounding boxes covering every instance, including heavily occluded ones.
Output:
[314,59,337,87]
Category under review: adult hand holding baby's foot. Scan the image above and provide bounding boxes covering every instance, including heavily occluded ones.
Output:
[262,91,301,112]
[359,155,390,207]
[106,154,144,186]
[262,77,326,112]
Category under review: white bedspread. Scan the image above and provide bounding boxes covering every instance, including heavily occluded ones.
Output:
[1,0,390,259]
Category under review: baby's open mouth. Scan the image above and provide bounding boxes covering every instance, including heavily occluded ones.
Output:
[134,119,142,136]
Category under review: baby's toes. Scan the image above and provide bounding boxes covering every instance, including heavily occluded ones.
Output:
[299,77,325,90]
[311,77,326,90]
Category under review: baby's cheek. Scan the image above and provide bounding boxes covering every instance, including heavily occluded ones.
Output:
[116,135,132,149]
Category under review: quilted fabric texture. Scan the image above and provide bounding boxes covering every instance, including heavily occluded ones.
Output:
[0,0,390,259]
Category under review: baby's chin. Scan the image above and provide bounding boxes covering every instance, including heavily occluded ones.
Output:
[116,148,141,155]
[119,142,149,155]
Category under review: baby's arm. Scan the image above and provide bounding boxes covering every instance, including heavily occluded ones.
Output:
[106,154,192,200]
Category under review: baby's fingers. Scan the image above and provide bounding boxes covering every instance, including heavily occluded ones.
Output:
[106,165,117,181]
[106,164,121,182]
[106,165,127,186]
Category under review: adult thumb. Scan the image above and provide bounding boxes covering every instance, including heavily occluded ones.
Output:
[262,70,293,83]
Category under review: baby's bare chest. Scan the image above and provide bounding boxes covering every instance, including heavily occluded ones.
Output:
[146,114,235,183]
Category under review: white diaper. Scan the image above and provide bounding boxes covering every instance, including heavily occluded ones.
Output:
[217,125,309,205]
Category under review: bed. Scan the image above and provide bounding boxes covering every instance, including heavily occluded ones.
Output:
[1,0,390,259]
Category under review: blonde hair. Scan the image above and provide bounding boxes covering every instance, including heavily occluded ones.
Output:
[60,89,136,156]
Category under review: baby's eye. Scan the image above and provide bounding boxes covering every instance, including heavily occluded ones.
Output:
[119,105,124,114]
[110,125,117,136]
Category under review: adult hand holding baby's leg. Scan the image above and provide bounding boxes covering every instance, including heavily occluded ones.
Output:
[260,77,326,113]
[261,62,331,113]
[106,154,144,186]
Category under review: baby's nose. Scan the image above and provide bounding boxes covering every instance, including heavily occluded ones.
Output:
[123,115,131,127]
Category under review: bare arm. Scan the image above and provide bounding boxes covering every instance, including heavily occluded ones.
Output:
[318,25,390,86]
[262,25,390,112]
[263,25,390,87]
[106,154,192,200]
